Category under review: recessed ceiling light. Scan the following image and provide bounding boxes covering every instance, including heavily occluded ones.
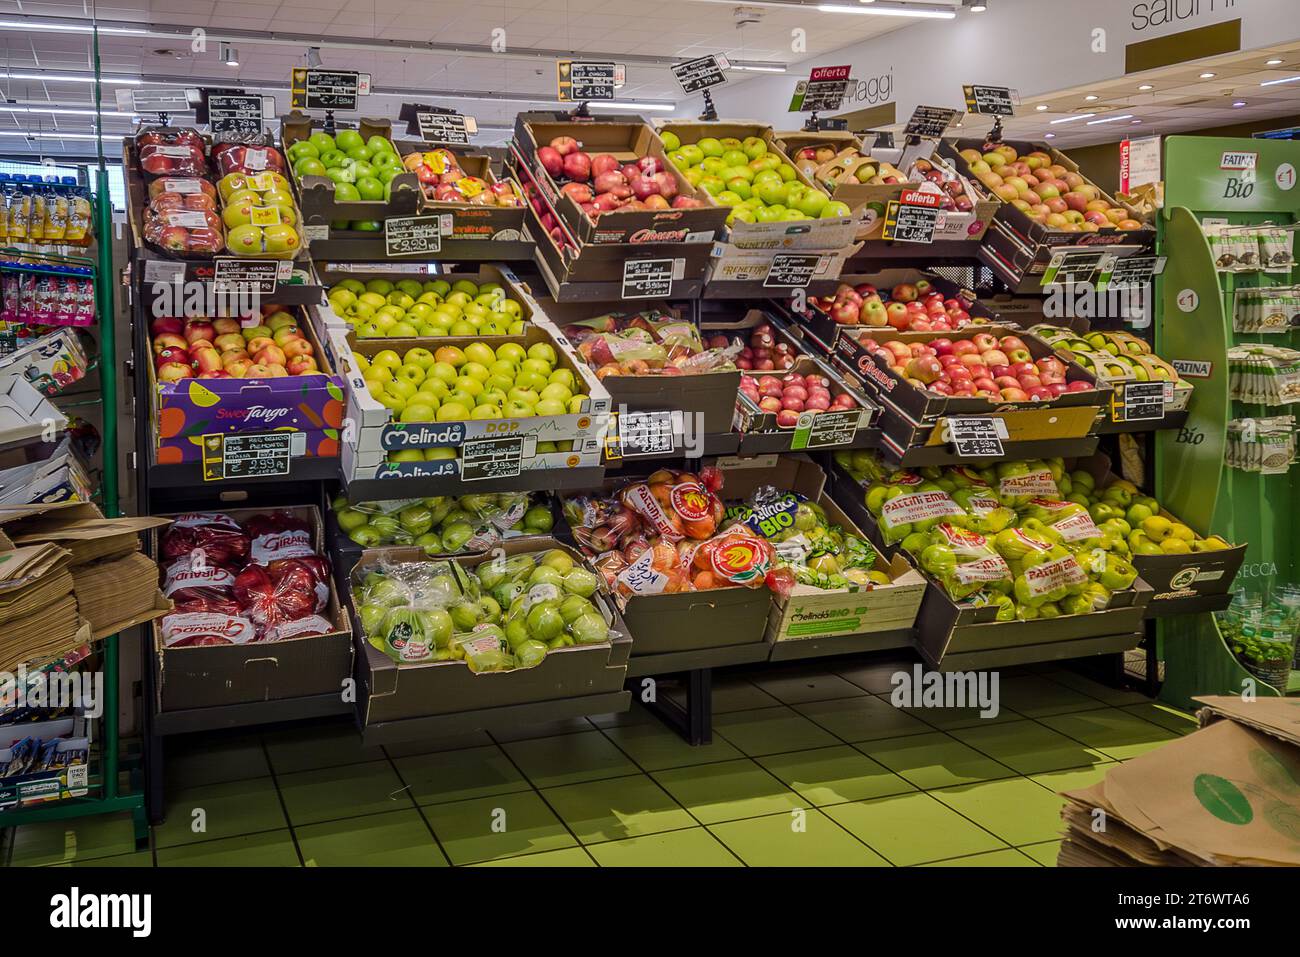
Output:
[1138,84,1153,91]
[1044,133,1056,139]
[1084,94,1099,101]
[1233,101,1247,107]
[1200,72,1216,79]
[1131,119,1142,124]
[1035,104,1048,111]
[1267,58,1283,65]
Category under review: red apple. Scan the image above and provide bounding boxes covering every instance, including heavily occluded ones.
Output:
[1000,387,1028,402]
[971,332,999,352]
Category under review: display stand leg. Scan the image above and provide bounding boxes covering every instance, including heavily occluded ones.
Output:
[639,669,712,745]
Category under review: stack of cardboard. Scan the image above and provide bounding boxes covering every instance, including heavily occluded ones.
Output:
[0,543,83,672]
[0,502,171,643]
[1060,696,1300,866]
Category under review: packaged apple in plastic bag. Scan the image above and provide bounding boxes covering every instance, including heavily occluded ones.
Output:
[136,127,208,178]
[865,472,967,546]
[620,467,725,542]
[453,626,517,673]
[919,523,1012,600]
[233,562,327,635]
[161,512,250,568]
[211,142,288,176]
[688,527,776,591]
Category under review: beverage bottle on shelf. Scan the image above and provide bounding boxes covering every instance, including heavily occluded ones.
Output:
[28,177,48,244]
[43,178,71,244]
[8,176,31,243]
[65,180,93,246]
[0,175,11,245]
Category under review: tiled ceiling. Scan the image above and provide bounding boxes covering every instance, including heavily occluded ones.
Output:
[0,0,933,154]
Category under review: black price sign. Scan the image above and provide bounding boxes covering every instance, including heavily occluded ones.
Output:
[764,253,823,288]
[672,55,729,95]
[949,417,1006,458]
[622,259,675,299]
[385,215,444,257]
[207,94,265,138]
[461,436,525,481]
[962,85,1015,116]
[211,258,289,293]
[905,106,960,139]
[1102,255,1166,290]
[618,411,677,456]
[557,61,619,101]
[882,201,939,244]
[1041,250,1107,288]
[793,66,851,113]
[1118,382,1169,422]
[802,410,860,449]
[203,432,293,481]
[416,111,473,145]
[291,69,369,110]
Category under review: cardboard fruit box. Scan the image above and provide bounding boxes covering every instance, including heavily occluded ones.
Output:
[312,262,539,337]
[732,355,875,451]
[394,142,529,241]
[324,320,612,481]
[913,577,1152,671]
[655,121,862,251]
[1031,325,1193,414]
[940,138,1154,248]
[280,112,421,225]
[151,504,355,712]
[513,117,727,246]
[1071,453,1245,608]
[346,537,630,727]
[147,306,345,465]
[798,269,1004,356]
[718,455,926,642]
[537,297,741,435]
[774,130,996,244]
[832,324,1104,433]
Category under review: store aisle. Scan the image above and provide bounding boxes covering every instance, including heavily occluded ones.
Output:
[1,661,1196,868]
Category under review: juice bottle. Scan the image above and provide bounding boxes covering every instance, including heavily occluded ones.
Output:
[0,175,11,245]
[28,177,47,244]
[64,180,92,246]
[8,176,31,243]
[43,178,70,244]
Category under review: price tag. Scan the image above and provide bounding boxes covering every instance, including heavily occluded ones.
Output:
[1117,381,1169,422]
[291,69,369,110]
[206,93,266,138]
[962,85,1016,116]
[385,215,443,257]
[129,88,194,113]
[763,253,824,288]
[1099,255,1166,290]
[211,259,291,293]
[882,200,939,244]
[905,106,961,139]
[1040,250,1107,288]
[461,436,525,481]
[622,259,674,299]
[557,60,620,101]
[618,410,678,456]
[790,65,851,113]
[249,206,282,227]
[202,432,297,481]
[416,111,475,145]
[948,417,1007,458]
[672,55,729,95]
[792,409,861,449]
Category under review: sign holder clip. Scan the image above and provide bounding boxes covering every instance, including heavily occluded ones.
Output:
[699,88,719,122]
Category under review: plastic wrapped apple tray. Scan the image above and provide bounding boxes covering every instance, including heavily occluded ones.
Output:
[346,537,631,726]
[394,143,529,240]
[325,318,612,480]
[514,118,727,246]
[146,307,346,466]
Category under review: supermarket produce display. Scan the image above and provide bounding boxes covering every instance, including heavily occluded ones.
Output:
[1,33,1280,871]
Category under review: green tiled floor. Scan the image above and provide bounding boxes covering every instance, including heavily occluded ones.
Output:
[1,660,1187,868]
